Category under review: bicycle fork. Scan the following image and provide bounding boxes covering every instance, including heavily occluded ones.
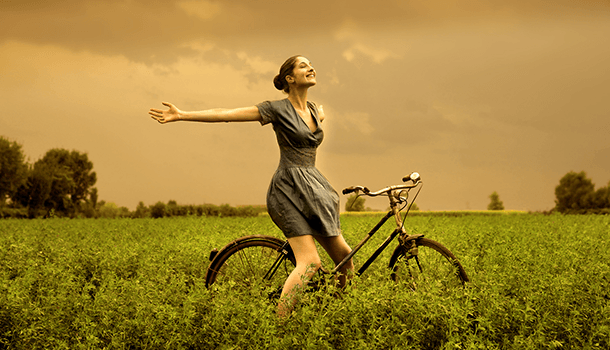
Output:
[263,242,292,282]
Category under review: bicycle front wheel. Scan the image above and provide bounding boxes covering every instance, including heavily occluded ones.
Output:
[205,235,296,298]
[388,237,469,290]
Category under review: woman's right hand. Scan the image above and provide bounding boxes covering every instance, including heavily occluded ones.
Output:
[149,102,181,124]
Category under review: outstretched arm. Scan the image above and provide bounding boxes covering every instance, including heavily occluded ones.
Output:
[149,102,262,124]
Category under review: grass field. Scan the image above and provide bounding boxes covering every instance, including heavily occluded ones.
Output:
[1,213,609,349]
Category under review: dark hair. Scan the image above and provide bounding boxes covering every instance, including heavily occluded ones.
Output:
[273,55,302,93]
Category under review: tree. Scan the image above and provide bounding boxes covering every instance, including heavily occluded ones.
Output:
[40,149,97,206]
[150,201,167,218]
[133,201,150,218]
[0,136,28,205]
[345,194,365,212]
[15,148,97,217]
[14,161,55,217]
[554,171,595,213]
[593,183,610,209]
[487,191,505,210]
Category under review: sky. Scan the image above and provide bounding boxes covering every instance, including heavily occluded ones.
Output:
[1,0,609,211]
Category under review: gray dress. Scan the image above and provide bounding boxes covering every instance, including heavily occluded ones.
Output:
[257,99,341,238]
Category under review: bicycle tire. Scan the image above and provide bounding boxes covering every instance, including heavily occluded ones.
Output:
[205,235,296,297]
[388,237,469,290]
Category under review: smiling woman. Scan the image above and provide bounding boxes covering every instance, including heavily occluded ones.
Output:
[148,55,354,318]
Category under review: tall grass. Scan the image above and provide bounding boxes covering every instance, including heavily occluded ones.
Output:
[1,214,608,349]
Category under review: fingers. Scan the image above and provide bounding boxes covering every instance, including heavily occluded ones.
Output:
[148,109,164,123]
[148,109,163,117]
[151,116,166,124]
[149,114,163,123]
[148,102,173,124]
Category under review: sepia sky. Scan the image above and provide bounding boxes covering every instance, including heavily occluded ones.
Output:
[1,0,609,211]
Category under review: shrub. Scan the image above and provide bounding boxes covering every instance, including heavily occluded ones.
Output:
[487,191,505,210]
[150,201,167,218]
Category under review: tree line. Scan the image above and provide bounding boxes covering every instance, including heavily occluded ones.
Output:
[2,136,609,217]
[0,136,265,218]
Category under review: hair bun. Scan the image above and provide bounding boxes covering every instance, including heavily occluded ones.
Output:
[273,74,285,91]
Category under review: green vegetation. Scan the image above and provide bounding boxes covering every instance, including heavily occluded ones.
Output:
[487,191,504,210]
[1,214,608,349]
[555,171,610,214]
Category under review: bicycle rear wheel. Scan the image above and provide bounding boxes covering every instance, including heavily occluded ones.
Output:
[205,235,296,298]
[388,237,469,290]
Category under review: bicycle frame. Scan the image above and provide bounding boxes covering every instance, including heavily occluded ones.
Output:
[265,180,423,281]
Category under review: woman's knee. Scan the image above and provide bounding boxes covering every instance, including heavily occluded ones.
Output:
[297,257,322,274]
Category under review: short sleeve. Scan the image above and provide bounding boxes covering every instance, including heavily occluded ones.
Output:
[256,101,275,126]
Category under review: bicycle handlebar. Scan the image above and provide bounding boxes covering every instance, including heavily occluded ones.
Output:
[342,172,422,196]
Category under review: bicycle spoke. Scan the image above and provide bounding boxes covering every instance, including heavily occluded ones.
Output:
[389,238,468,291]
[206,237,296,296]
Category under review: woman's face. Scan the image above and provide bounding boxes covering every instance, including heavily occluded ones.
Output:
[289,56,316,88]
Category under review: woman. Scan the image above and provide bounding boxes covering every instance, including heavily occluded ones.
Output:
[149,55,354,317]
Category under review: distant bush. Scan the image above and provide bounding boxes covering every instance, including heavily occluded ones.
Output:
[97,201,131,219]
[487,191,505,210]
[150,201,167,218]
[133,201,150,218]
[555,171,609,214]
[146,201,265,219]
[0,206,28,219]
[345,194,365,212]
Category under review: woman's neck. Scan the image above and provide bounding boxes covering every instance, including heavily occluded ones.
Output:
[287,88,309,111]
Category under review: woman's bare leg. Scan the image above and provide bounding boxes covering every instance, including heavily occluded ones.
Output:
[314,234,354,288]
[278,235,322,318]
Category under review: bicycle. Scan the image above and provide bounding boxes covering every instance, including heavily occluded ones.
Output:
[204,172,469,297]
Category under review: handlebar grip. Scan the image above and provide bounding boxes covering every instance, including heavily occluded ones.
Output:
[342,186,369,195]
[402,172,421,183]
[342,187,357,195]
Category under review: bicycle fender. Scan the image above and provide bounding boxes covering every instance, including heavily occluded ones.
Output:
[403,234,425,242]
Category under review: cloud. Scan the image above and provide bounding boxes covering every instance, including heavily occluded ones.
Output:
[177,0,222,20]
[334,19,402,64]
[1,0,608,66]
[342,43,399,64]
[236,52,276,75]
